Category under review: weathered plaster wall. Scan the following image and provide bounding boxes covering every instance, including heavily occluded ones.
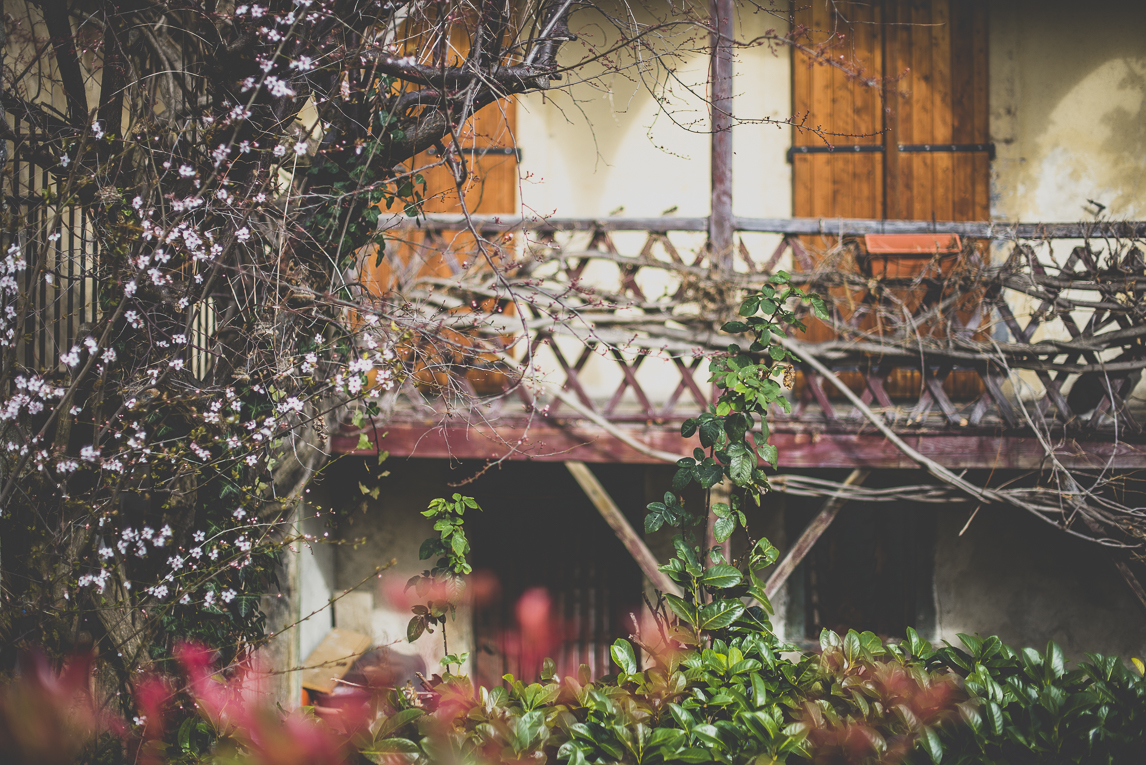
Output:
[323,458,472,678]
[933,503,1146,661]
[988,0,1146,397]
[514,2,791,407]
[516,2,791,221]
[990,0,1146,222]
[297,496,337,665]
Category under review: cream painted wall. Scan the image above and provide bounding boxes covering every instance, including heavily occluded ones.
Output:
[990,0,1146,223]
[988,0,1146,397]
[513,1,793,407]
[515,1,792,221]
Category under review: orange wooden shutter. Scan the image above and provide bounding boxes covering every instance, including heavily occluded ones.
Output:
[884,0,989,222]
[359,99,519,396]
[791,0,988,401]
[791,0,884,224]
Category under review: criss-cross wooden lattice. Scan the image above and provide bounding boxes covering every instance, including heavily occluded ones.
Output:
[367,219,1146,447]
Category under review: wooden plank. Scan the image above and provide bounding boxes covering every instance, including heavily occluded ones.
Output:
[405,214,1146,238]
[949,0,975,221]
[763,469,869,597]
[893,0,914,220]
[709,0,734,266]
[827,1,850,221]
[910,0,934,221]
[930,0,954,222]
[300,628,373,694]
[564,460,684,597]
[971,0,990,219]
[333,421,1146,470]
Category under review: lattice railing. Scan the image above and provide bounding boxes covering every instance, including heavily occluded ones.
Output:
[367,216,1146,440]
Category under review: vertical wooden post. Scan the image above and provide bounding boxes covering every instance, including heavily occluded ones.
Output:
[709,0,734,268]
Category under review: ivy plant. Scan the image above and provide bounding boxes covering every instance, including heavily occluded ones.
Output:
[406,494,480,644]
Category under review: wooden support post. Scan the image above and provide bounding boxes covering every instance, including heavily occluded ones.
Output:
[709,0,734,268]
[565,461,684,597]
[763,469,869,598]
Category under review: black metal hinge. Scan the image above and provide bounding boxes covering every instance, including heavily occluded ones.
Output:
[426,146,522,161]
[786,144,884,163]
[897,143,995,160]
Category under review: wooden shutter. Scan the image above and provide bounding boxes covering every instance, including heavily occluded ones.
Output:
[791,0,988,400]
[357,15,520,395]
[792,0,988,222]
[884,0,989,222]
[791,0,884,223]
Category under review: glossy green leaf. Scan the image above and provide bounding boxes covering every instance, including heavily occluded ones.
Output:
[700,564,742,589]
[698,600,745,631]
[611,639,638,675]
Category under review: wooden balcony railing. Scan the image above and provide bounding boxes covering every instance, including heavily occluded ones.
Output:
[333,215,1146,470]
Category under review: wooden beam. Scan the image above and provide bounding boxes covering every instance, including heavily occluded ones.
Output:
[333,421,1146,471]
[708,0,734,266]
[1112,560,1146,617]
[763,469,870,598]
[565,461,683,597]
[410,214,1146,240]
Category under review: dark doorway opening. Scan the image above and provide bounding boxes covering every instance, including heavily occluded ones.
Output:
[463,461,645,687]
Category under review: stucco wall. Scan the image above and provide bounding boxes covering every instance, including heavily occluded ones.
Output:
[990,0,1146,222]
[323,458,471,678]
[516,2,792,222]
[933,503,1146,661]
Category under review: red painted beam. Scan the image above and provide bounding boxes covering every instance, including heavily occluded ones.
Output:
[331,420,1146,470]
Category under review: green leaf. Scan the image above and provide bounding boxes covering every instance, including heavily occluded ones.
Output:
[611,638,638,675]
[809,296,829,320]
[739,298,760,316]
[681,419,698,438]
[363,738,420,761]
[695,460,724,489]
[698,600,745,631]
[721,321,749,333]
[674,536,703,575]
[699,564,742,589]
[645,512,665,533]
[713,516,735,542]
[920,726,943,764]
[844,630,861,663]
[406,616,425,643]
[728,445,753,485]
[758,443,778,467]
[1046,641,1065,680]
[698,419,723,448]
[372,709,424,741]
[751,672,768,707]
[664,594,697,627]
[985,700,1004,735]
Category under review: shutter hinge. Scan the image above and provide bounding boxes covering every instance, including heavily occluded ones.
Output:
[426,146,522,161]
[897,143,995,160]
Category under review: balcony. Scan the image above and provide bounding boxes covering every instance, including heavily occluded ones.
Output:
[331,215,1146,470]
